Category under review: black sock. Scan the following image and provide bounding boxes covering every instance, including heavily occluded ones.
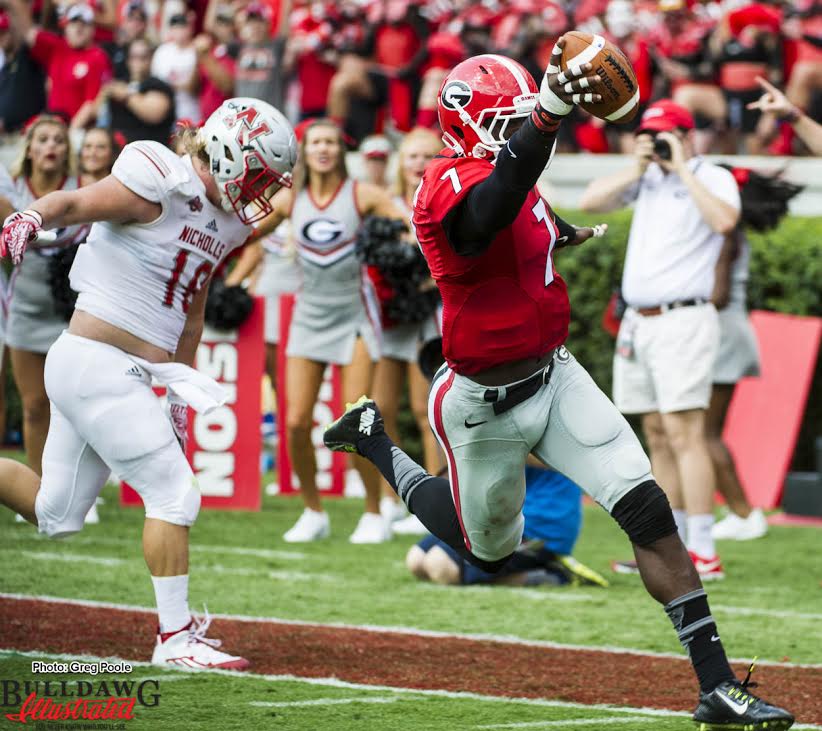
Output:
[358,433,510,574]
[665,589,736,693]
[358,433,432,502]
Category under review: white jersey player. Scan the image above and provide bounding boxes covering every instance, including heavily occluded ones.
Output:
[0,98,297,670]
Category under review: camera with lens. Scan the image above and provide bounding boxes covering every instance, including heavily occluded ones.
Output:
[652,136,672,160]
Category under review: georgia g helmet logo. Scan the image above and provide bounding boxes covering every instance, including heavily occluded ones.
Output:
[440,80,473,111]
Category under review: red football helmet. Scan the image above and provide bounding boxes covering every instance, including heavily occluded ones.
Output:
[437,54,539,159]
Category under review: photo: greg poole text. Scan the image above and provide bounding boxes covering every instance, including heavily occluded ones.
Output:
[31,661,134,675]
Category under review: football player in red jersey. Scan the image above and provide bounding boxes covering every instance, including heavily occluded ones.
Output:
[324,38,794,730]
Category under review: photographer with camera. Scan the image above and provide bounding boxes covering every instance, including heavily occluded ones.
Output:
[580,99,741,580]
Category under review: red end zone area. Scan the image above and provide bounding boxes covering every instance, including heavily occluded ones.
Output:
[1,596,821,725]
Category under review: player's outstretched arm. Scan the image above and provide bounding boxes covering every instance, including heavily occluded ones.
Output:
[31,175,160,230]
[1,176,161,264]
[445,38,603,255]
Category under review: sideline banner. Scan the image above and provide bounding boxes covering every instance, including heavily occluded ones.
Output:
[121,298,265,511]
[724,310,822,509]
[276,293,346,496]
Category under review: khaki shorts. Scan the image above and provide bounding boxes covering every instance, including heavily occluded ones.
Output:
[428,347,652,562]
[613,303,719,415]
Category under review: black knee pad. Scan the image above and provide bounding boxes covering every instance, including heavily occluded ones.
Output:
[611,480,678,547]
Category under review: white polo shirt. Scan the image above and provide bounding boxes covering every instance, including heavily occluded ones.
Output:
[621,158,740,308]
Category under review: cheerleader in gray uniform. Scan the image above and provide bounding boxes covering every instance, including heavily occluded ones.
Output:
[4,116,93,476]
[372,129,444,527]
[254,119,400,544]
[708,166,802,541]
[226,219,301,394]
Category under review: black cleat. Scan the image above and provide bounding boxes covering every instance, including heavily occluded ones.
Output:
[693,663,794,730]
[323,396,384,454]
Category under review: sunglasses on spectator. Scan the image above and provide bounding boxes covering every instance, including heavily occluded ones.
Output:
[169,13,189,26]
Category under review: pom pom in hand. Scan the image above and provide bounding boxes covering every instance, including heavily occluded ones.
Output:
[204,278,254,331]
[356,216,439,325]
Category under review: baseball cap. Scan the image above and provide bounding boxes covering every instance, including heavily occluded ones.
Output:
[360,135,392,160]
[65,3,95,23]
[636,99,695,133]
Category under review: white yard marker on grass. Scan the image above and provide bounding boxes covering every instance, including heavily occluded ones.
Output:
[8,532,307,561]
[250,697,398,708]
[20,551,127,567]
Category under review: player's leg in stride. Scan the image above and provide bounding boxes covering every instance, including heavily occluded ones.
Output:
[325,396,509,573]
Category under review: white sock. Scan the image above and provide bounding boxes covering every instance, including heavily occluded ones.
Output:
[151,574,191,634]
[686,514,716,558]
[672,509,687,543]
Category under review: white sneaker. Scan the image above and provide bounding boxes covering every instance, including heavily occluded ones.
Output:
[152,611,249,671]
[349,512,392,544]
[283,508,330,543]
[380,495,407,523]
[84,503,100,524]
[392,514,428,535]
[712,509,768,541]
[344,469,366,498]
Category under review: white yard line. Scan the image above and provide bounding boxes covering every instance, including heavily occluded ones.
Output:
[6,532,306,561]
[250,697,398,708]
[476,718,658,729]
[714,605,822,621]
[20,550,128,567]
[15,552,329,583]
[2,648,821,731]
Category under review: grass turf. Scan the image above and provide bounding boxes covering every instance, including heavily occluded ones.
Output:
[0,653,695,730]
[1,477,819,664]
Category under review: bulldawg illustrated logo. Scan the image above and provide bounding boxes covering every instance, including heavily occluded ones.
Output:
[2,674,160,725]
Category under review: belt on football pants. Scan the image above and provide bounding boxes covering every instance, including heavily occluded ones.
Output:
[483,356,555,416]
[633,298,707,317]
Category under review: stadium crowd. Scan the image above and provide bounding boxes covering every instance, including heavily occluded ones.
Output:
[0,0,820,159]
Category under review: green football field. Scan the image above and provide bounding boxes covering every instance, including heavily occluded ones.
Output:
[1,470,820,730]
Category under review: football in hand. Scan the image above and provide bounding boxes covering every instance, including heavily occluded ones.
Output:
[560,31,640,124]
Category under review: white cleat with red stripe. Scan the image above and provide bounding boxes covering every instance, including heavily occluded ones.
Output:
[151,611,249,671]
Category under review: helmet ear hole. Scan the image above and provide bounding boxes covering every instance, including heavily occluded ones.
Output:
[451,125,464,140]
[223,145,235,162]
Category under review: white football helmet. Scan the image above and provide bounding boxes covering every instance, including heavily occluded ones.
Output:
[200,98,297,225]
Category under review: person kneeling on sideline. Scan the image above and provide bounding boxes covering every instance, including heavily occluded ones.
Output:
[407,463,608,588]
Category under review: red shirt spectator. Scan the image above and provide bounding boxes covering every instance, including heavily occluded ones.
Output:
[198,42,235,120]
[290,6,336,117]
[29,4,112,121]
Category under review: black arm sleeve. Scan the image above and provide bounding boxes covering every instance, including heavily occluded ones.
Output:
[442,118,558,257]
[552,209,579,247]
